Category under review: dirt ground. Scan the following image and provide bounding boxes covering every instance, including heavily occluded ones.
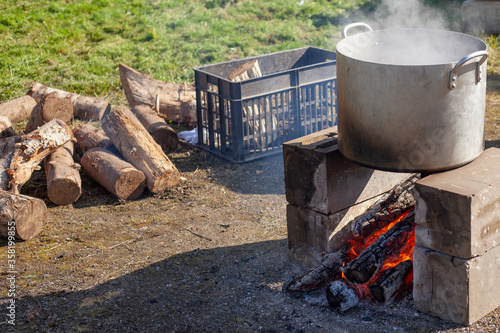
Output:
[1,76,500,332]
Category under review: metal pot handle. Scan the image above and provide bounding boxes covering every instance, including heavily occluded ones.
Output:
[342,23,373,38]
[449,50,488,90]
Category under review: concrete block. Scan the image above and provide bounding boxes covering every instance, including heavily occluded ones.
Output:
[287,194,384,259]
[415,148,500,258]
[462,0,500,34]
[413,245,500,325]
[283,126,411,215]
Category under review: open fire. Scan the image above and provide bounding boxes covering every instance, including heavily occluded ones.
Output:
[287,175,418,311]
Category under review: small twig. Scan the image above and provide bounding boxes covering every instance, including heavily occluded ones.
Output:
[108,239,133,250]
[43,243,62,252]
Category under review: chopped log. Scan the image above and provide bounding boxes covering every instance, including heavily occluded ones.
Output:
[0,190,47,240]
[25,92,74,133]
[81,147,146,200]
[0,115,16,138]
[286,247,349,293]
[343,211,416,284]
[228,60,277,149]
[131,104,178,153]
[326,278,366,312]
[72,123,113,154]
[180,99,196,128]
[101,106,181,193]
[27,82,110,121]
[44,141,82,205]
[0,95,37,123]
[351,174,419,239]
[3,119,73,193]
[368,260,413,305]
[119,63,196,124]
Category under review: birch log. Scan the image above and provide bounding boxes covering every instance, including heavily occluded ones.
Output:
[131,104,178,153]
[44,141,82,205]
[101,106,180,193]
[0,95,37,123]
[28,82,110,121]
[0,190,47,240]
[2,119,73,193]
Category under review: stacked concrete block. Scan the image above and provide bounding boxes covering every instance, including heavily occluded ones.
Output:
[414,148,500,325]
[283,126,411,266]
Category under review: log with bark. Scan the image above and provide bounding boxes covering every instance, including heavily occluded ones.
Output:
[286,247,349,293]
[119,63,196,124]
[351,174,419,240]
[368,260,413,305]
[343,211,416,284]
[0,115,16,138]
[0,190,47,240]
[101,106,181,193]
[131,104,178,153]
[1,119,73,193]
[27,82,110,121]
[25,92,74,133]
[326,278,366,312]
[44,141,82,205]
[72,123,113,154]
[0,95,37,123]
[81,147,146,200]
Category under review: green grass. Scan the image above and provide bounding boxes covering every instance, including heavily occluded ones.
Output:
[0,0,495,105]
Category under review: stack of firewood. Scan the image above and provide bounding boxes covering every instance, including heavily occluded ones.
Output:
[0,64,196,241]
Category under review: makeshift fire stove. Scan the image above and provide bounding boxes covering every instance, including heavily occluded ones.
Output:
[284,127,500,325]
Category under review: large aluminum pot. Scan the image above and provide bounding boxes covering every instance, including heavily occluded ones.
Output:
[336,23,488,172]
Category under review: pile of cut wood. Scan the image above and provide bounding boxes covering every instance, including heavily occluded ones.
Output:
[0,64,196,241]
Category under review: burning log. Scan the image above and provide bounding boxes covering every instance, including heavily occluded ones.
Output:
[343,211,416,284]
[286,247,349,293]
[0,116,15,138]
[72,123,113,154]
[119,63,196,124]
[25,92,74,133]
[1,119,73,193]
[0,95,37,123]
[101,106,180,193]
[131,104,178,153]
[326,278,366,312]
[368,260,413,305]
[27,82,110,121]
[80,147,146,200]
[351,174,419,239]
[44,141,82,205]
[0,190,47,240]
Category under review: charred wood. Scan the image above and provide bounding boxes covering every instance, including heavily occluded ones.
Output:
[343,211,416,284]
[351,174,419,239]
[286,247,349,293]
[326,278,366,312]
[0,190,47,240]
[368,260,413,305]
